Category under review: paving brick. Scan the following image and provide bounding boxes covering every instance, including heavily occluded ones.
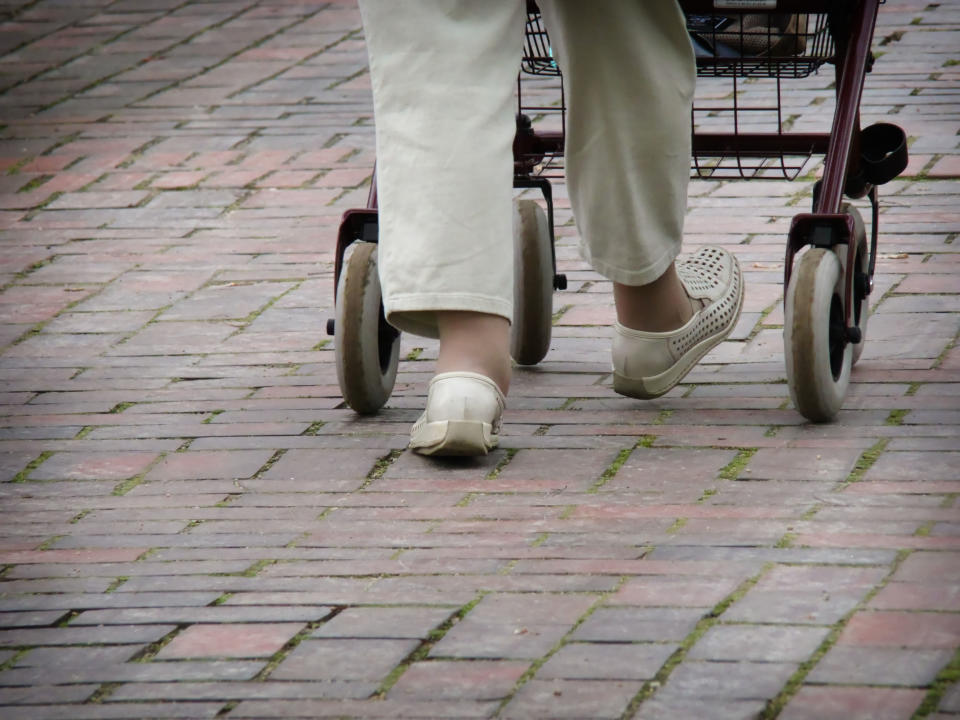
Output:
[143,449,274,481]
[807,646,953,686]
[155,623,305,659]
[0,1,955,716]
[570,607,704,643]
[657,661,797,700]
[311,606,453,639]
[388,659,529,700]
[27,451,159,480]
[537,642,675,680]
[779,686,926,720]
[610,576,743,608]
[228,698,499,718]
[634,696,767,720]
[688,624,830,662]
[838,611,960,649]
[501,679,644,720]
[270,638,419,682]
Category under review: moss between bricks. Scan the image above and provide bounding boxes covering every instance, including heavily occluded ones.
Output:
[11,451,52,482]
[718,448,757,481]
[487,448,518,480]
[496,581,625,715]
[761,549,913,718]
[621,567,769,718]
[589,445,634,493]
[842,438,889,486]
[373,594,485,697]
[912,646,960,718]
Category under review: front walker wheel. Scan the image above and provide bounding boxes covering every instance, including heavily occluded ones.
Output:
[784,247,852,422]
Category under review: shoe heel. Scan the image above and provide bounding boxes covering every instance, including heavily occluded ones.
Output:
[414,420,495,456]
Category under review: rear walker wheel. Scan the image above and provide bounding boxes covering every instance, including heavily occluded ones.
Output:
[334,242,400,414]
[510,199,554,366]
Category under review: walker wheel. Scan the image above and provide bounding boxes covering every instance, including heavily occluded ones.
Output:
[511,199,553,365]
[784,247,852,422]
[334,241,400,414]
[840,203,869,366]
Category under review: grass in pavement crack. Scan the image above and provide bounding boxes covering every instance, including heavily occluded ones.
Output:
[497,581,627,715]
[11,451,52,483]
[487,448,518,480]
[620,567,769,719]
[355,449,404,492]
[254,619,327,681]
[129,627,183,663]
[86,681,122,704]
[104,576,128,593]
[589,444,637,494]
[911,646,960,719]
[374,594,486,697]
[718,448,757,481]
[885,408,910,426]
[841,438,889,487]
[760,549,913,719]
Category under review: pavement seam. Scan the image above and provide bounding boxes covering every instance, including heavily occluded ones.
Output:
[759,548,914,718]
[493,583,625,717]
[618,566,770,719]
[373,595,486,698]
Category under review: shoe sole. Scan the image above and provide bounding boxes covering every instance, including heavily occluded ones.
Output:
[613,272,745,400]
[410,419,497,457]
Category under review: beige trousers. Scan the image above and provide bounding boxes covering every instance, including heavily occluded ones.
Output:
[358,0,696,339]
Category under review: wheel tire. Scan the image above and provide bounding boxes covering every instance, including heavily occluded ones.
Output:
[839,203,870,366]
[511,199,553,366]
[784,248,852,422]
[334,242,400,414]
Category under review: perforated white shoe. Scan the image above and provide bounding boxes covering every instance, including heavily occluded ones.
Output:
[613,246,744,400]
[409,372,505,456]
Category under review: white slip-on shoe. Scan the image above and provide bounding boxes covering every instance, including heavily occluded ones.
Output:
[409,371,506,456]
[613,246,744,400]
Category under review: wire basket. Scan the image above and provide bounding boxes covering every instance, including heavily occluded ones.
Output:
[516,11,838,181]
[521,11,560,77]
[689,12,834,78]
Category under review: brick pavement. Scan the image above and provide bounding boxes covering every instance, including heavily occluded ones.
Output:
[0,1,958,718]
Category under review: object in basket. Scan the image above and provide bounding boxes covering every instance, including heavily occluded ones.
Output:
[688,13,808,58]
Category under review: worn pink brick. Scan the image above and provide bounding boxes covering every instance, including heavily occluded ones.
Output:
[29,451,159,480]
[389,659,529,699]
[156,623,305,659]
[144,450,274,481]
[838,611,960,649]
[780,686,925,720]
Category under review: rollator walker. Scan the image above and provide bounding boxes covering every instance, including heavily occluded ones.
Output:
[327,0,907,423]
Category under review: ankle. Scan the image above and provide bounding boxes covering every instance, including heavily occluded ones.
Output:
[436,311,512,394]
[614,265,697,333]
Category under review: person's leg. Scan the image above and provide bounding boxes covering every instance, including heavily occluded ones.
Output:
[538,1,744,398]
[358,0,524,343]
[536,0,696,293]
[358,0,523,453]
